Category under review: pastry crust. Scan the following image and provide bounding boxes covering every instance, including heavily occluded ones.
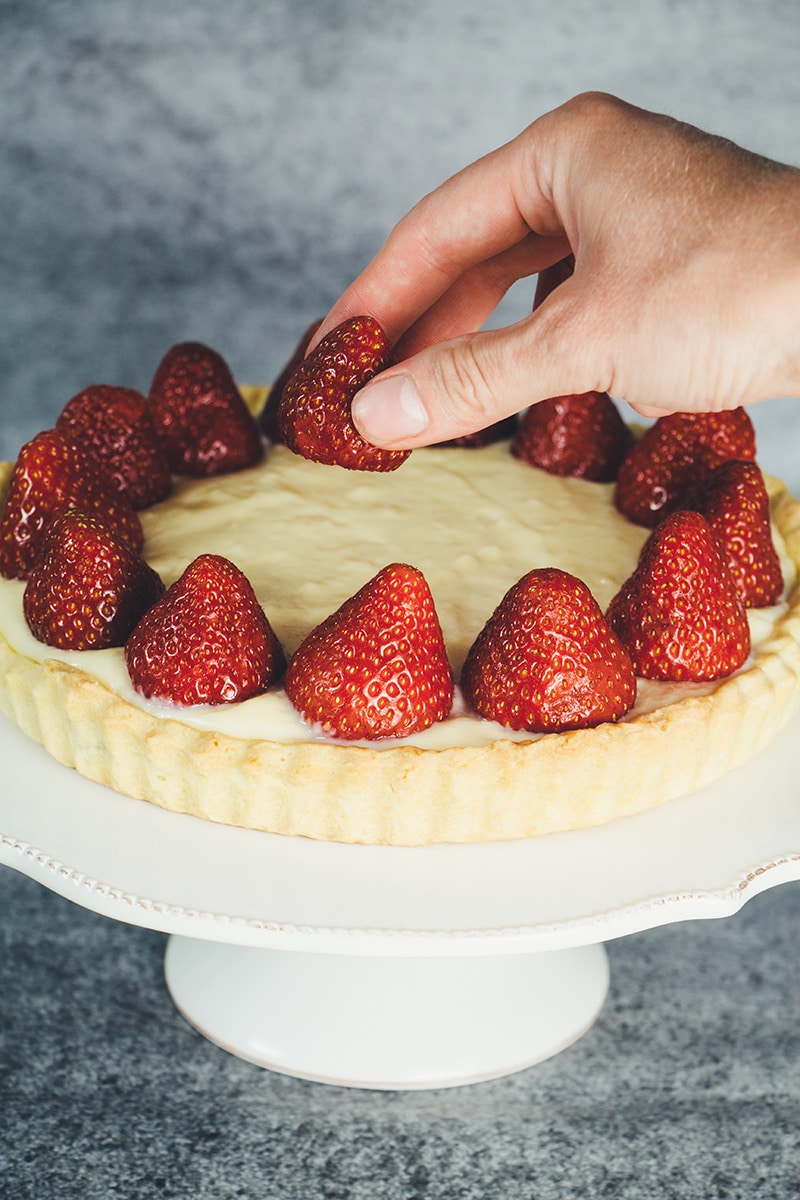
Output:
[1,419,800,845]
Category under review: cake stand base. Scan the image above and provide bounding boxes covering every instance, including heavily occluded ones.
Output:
[164,936,609,1089]
[7,710,799,1091]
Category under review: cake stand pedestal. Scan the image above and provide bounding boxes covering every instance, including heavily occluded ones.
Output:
[2,711,799,1090]
[163,938,608,1088]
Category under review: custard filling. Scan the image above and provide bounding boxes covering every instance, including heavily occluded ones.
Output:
[0,442,793,748]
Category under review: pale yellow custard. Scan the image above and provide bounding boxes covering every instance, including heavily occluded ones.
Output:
[0,442,793,741]
[1,409,800,844]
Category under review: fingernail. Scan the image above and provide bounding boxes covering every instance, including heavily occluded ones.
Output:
[351,374,429,445]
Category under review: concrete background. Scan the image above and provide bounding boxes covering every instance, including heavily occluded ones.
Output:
[2,0,800,480]
[2,3,799,1198]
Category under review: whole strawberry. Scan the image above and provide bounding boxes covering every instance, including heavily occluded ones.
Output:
[532,254,575,308]
[510,392,634,481]
[24,511,164,650]
[56,384,172,509]
[0,429,143,580]
[277,315,409,471]
[125,553,284,706]
[259,319,322,443]
[285,563,453,740]
[148,342,263,476]
[614,408,756,527]
[606,510,751,681]
[683,459,783,607]
[460,568,636,733]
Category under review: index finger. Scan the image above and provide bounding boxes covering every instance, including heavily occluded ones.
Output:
[310,125,566,350]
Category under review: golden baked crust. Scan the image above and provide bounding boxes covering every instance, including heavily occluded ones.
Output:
[1,407,800,845]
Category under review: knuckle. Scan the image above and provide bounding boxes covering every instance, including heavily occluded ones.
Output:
[553,91,633,149]
[564,90,625,124]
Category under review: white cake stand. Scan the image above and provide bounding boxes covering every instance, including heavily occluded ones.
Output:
[2,710,799,1090]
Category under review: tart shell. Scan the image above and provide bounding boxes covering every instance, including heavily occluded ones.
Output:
[2,407,800,845]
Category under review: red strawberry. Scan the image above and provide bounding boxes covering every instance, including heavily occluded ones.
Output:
[285,563,453,740]
[532,254,575,309]
[606,510,751,681]
[277,315,409,471]
[614,408,756,527]
[460,568,636,733]
[56,384,172,509]
[23,511,164,650]
[0,429,143,580]
[510,392,634,481]
[125,553,284,706]
[436,414,518,448]
[259,319,322,443]
[683,459,784,608]
[148,342,263,476]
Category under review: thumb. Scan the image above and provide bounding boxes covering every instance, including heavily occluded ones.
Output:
[351,286,605,449]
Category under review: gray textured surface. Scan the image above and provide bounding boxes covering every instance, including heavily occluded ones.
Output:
[2,869,799,1199]
[2,0,800,481]
[2,2,800,1196]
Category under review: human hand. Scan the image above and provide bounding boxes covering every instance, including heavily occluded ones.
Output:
[310,93,800,448]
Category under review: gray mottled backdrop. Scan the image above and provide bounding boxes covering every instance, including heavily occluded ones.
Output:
[2,0,800,481]
[3,5,800,1200]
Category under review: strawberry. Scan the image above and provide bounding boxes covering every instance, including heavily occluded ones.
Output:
[148,342,263,476]
[606,510,751,681]
[125,553,284,706]
[285,563,453,740]
[277,315,409,471]
[436,414,518,448]
[0,429,143,580]
[533,254,575,308]
[510,392,634,481]
[259,319,322,443]
[683,459,784,608]
[614,408,756,527]
[460,568,636,733]
[56,384,172,509]
[23,511,164,650]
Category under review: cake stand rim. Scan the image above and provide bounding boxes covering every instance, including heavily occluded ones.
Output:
[2,708,799,956]
[2,831,799,954]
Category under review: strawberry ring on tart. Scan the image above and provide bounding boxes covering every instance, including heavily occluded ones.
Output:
[0,323,799,845]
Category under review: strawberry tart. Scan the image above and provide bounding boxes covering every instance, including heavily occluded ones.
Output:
[1,321,799,844]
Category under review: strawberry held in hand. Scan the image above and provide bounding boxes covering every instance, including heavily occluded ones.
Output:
[148,342,263,477]
[259,319,322,444]
[460,568,636,733]
[56,384,172,509]
[0,429,143,580]
[511,392,634,481]
[614,408,757,527]
[278,315,409,471]
[24,511,164,650]
[125,553,285,706]
[606,510,751,680]
[285,563,453,740]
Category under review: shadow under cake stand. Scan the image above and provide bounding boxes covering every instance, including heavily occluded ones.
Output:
[2,710,799,1090]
